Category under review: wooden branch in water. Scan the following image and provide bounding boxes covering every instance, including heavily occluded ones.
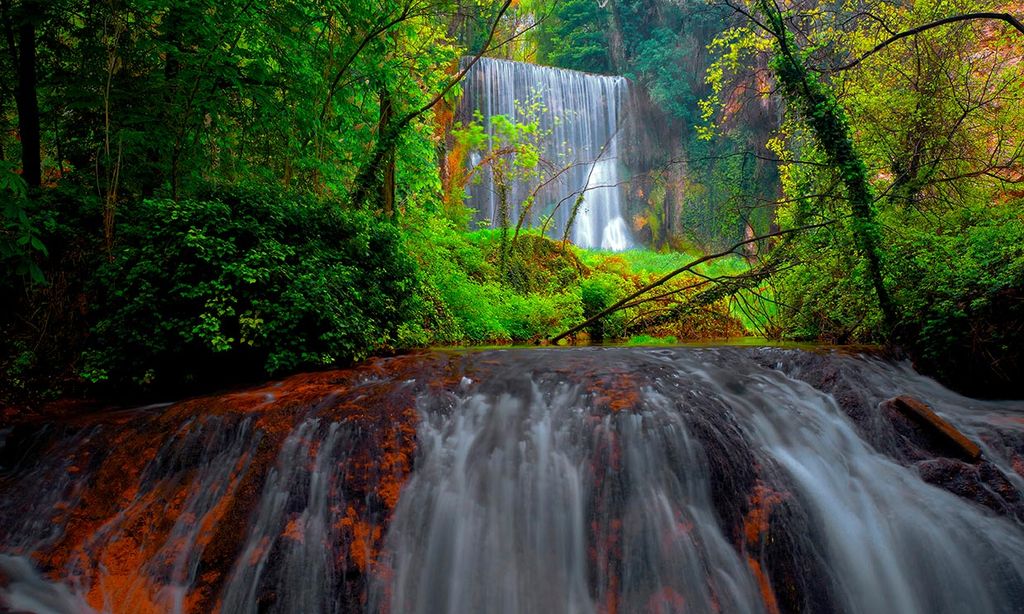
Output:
[885,396,982,463]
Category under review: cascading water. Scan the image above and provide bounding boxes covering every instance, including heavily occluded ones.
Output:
[460,58,632,251]
[3,347,1024,613]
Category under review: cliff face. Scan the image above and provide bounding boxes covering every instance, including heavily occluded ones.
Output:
[618,73,783,251]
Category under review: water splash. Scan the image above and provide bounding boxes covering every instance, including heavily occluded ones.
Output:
[460,58,632,250]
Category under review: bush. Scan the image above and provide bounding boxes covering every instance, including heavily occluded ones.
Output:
[1,162,46,286]
[82,184,419,389]
[890,207,1024,397]
[581,273,626,342]
[405,214,586,345]
[0,185,104,403]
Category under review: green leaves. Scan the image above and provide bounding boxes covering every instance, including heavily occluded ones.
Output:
[82,183,420,389]
[1,162,46,285]
[536,0,612,74]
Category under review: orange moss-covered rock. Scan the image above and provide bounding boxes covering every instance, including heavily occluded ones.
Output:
[1,352,454,614]
[741,481,788,614]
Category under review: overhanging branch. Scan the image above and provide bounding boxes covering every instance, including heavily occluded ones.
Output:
[828,12,1024,72]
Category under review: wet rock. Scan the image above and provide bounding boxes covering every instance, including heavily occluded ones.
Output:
[917,458,1024,521]
[4,347,1024,613]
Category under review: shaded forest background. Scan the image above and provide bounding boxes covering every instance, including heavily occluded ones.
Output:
[2,0,1022,402]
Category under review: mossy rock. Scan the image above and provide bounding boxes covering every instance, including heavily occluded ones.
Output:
[498,234,589,294]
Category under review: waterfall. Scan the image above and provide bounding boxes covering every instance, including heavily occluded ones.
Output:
[459,58,632,251]
[4,348,1024,613]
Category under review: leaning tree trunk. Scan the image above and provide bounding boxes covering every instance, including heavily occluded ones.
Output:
[757,0,897,333]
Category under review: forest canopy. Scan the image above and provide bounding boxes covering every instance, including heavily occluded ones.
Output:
[2,0,1022,400]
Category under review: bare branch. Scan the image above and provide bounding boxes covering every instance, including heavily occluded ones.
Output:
[828,12,1024,72]
[546,220,836,344]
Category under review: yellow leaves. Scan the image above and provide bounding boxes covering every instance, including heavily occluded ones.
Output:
[696,98,718,141]
[765,135,786,158]
[699,26,775,140]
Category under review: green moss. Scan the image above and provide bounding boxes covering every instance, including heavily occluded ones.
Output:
[626,334,679,346]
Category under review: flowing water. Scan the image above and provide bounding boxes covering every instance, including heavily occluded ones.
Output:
[3,347,1024,613]
[460,58,632,250]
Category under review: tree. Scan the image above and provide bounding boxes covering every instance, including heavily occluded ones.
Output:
[1,0,42,188]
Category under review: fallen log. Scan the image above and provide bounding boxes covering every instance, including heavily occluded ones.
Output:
[884,395,982,463]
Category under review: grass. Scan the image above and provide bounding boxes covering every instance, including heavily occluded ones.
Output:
[408,217,762,345]
[576,248,750,279]
[625,334,679,346]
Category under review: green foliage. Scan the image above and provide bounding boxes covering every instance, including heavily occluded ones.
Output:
[631,28,699,124]
[0,185,106,402]
[5,0,1018,403]
[536,0,612,73]
[775,227,883,342]
[626,334,678,346]
[578,247,747,279]
[0,162,46,284]
[581,273,627,341]
[82,184,419,388]
[730,0,1024,390]
[404,211,584,344]
[1,0,461,205]
[890,206,1024,393]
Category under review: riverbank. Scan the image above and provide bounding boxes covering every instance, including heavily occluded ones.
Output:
[1,197,755,408]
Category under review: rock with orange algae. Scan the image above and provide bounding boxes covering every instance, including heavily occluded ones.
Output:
[590,369,642,412]
[0,351,454,614]
[199,353,448,613]
[645,586,687,614]
[741,482,787,614]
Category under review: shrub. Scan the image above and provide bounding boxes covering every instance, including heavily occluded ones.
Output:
[890,207,1024,396]
[498,290,582,342]
[581,273,627,342]
[0,185,104,403]
[82,184,419,389]
[1,162,46,287]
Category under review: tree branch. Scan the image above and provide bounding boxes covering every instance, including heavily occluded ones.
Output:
[350,0,514,209]
[546,220,836,344]
[829,12,1024,72]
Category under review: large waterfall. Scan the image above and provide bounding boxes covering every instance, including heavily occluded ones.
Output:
[4,347,1024,613]
[459,58,632,251]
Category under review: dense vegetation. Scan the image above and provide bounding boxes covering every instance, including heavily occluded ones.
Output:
[2,0,1022,402]
[707,0,1024,394]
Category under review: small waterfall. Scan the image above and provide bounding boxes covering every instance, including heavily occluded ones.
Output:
[460,58,632,251]
[369,349,1024,614]
[4,348,1024,613]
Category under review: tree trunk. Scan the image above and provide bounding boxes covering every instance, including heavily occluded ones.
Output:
[3,0,42,188]
[757,0,897,333]
[378,86,395,218]
[350,0,514,211]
